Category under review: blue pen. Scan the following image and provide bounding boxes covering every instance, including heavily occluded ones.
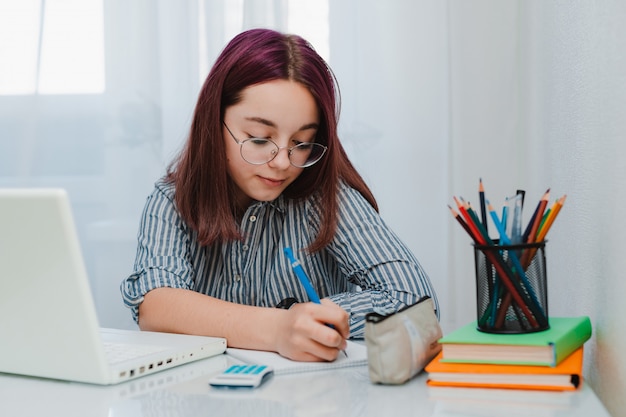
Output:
[283,247,347,357]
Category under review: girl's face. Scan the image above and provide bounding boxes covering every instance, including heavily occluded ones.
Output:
[223,79,320,209]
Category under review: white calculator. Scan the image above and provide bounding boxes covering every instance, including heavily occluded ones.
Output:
[209,364,274,388]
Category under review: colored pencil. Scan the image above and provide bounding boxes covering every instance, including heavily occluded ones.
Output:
[501,198,509,231]
[448,205,473,237]
[454,197,484,243]
[449,198,542,328]
[536,195,567,242]
[538,207,552,232]
[526,189,550,244]
[520,189,550,268]
[487,202,547,328]
[448,183,565,331]
[522,195,567,268]
[522,188,550,242]
[479,178,488,235]
[464,199,489,241]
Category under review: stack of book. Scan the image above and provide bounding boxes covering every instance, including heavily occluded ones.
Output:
[425,316,592,391]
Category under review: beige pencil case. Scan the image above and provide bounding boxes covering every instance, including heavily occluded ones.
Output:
[364,296,442,385]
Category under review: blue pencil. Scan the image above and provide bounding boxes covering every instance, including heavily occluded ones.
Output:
[284,247,321,303]
[284,247,347,357]
[487,202,545,320]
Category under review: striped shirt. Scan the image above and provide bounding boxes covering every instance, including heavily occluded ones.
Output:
[120,178,438,338]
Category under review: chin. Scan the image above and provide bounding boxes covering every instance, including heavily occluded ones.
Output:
[249,190,284,202]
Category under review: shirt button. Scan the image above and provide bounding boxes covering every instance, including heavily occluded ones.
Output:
[234,275,241,282]
[242,245,249,251]
[249,215,257,222]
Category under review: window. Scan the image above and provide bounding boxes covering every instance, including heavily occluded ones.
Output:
[198,0,329,83]
[287,0,329,61]
[0,0,329,179]
[0,0,105,95]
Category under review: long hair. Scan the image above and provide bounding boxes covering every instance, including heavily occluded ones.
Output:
[167,28,377,252]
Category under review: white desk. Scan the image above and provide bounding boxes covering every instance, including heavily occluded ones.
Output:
[0,354,610,417]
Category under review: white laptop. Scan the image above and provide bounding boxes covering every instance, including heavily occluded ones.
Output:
[0,188,227,385]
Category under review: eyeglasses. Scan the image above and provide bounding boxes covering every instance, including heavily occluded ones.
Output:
[224,122,327,168]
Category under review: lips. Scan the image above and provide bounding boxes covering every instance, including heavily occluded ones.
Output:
[258,176,286,187]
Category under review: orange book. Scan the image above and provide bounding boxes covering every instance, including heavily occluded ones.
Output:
[425,347,583,391]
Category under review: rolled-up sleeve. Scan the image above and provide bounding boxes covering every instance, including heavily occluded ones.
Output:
[120,183,196,323]
[324,183,439,337]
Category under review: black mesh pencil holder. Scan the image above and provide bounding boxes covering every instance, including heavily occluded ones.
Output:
[473,240,549,334]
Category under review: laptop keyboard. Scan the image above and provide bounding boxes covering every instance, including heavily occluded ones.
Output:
[104,342,169,364]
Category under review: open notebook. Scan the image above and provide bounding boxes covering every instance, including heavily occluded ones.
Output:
[0,188,226,385]
[227,340,368,375]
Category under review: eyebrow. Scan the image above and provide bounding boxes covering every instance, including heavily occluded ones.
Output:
[244,116,319,132]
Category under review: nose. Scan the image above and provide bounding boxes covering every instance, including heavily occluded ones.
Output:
[267,146,292,169]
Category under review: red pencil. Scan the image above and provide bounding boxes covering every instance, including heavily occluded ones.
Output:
[449,197,540,328]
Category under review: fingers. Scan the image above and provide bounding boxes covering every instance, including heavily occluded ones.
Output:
[284,338,342,362]
[277,301,349,362]
[319,299,350,338]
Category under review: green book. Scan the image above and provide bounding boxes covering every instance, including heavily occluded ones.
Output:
[439,316,592,367]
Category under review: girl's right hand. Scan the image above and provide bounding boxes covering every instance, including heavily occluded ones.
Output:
[274,299,349,362]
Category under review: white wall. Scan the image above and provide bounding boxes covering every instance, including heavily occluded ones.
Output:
[528,3,626,414]
[447,1,529,332]
[448,1,626,415]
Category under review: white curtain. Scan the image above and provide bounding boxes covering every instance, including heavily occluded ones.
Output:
[1,0,440,331]
[0,0,323,329]
[0,0,449,331]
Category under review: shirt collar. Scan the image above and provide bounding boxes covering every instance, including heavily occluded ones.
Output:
[249,196,286,214]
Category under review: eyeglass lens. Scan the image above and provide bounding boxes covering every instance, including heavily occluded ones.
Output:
[240,138,326,168]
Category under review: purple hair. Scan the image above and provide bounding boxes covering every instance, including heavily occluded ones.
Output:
[168,28,377,251]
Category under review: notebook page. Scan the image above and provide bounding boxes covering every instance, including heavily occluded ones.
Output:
[226,340,368,375]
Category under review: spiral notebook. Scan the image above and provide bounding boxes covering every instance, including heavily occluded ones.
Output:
[226,341,368,375]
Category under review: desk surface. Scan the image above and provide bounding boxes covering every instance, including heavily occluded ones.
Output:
[0,354,610,417]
